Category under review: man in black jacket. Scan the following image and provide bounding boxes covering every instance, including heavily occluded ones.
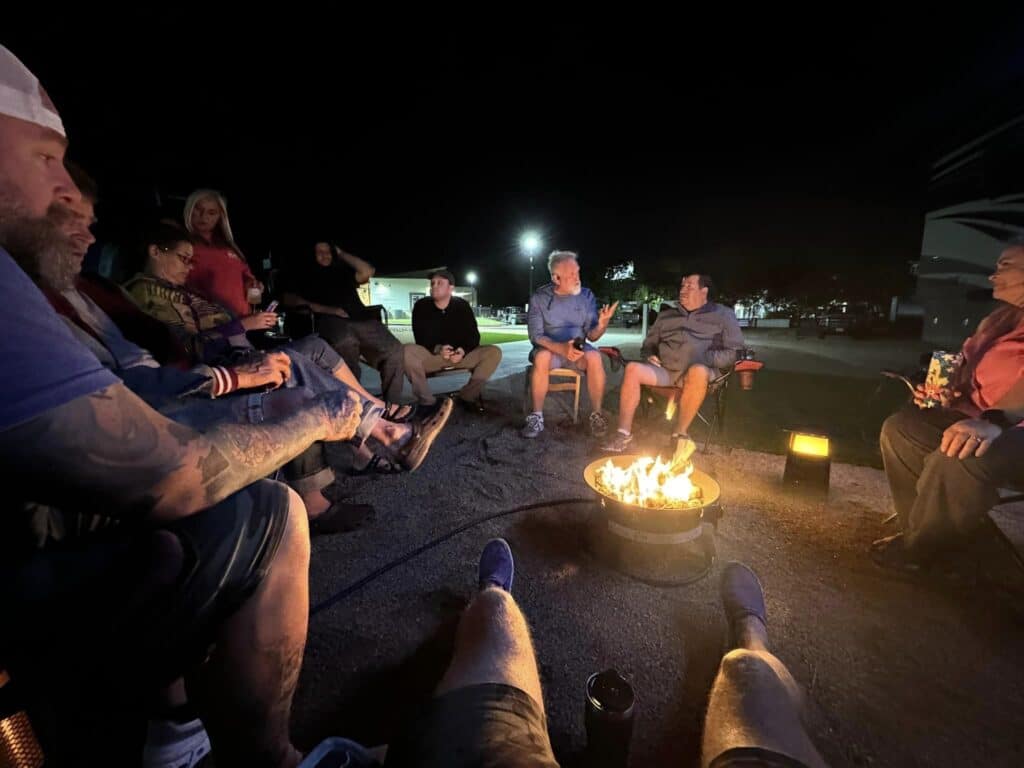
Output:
[405,270,502,411]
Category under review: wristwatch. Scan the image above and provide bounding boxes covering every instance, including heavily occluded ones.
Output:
[980,409,1015,430]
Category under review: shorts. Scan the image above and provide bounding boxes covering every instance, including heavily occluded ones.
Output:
[385,683,559,767]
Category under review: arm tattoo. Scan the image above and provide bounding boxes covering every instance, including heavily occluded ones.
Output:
[0,383,327,521]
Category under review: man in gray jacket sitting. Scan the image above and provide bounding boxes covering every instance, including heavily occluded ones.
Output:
[603,273,744,453]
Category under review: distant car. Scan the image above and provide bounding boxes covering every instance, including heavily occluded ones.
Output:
[613,302,642,328]
[817,313,855,336]
[501,306,528,324]
[815,305,886,338]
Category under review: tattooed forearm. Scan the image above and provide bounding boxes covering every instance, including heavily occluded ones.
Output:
[0,382,345,521]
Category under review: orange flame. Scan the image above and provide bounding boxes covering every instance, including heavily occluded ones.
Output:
[594,455,702,509]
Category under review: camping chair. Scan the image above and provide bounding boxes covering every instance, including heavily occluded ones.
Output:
[283,303,389,338]
[600,347,763,453]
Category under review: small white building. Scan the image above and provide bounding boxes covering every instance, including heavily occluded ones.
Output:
[360,268,477,322]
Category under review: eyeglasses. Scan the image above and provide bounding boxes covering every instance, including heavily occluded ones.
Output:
[160,246,195,266]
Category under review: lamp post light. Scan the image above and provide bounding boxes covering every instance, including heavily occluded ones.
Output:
[520,231,543,301]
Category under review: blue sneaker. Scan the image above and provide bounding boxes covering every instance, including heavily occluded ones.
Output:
[478,538,515,593]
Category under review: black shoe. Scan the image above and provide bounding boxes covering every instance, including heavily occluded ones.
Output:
[457,396,486,414]
[310,502,376,535]
[869,533,925,574]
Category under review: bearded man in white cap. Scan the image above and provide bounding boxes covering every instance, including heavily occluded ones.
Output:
[0,45,358,768]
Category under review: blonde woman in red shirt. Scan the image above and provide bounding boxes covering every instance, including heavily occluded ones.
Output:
[183,188,267,319]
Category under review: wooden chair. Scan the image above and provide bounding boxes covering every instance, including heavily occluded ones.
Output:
[522,366,583,424]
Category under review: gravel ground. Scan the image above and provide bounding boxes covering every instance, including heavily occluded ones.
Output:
[294,376,1024,767]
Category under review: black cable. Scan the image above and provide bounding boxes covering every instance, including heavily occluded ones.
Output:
[311,497,598,616]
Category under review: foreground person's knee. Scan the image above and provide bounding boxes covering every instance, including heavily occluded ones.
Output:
[718,648,774,685]
[278,486,311,568]
[470,587,524,628]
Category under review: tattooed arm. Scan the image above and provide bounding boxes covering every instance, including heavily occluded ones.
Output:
[0,382,361,522]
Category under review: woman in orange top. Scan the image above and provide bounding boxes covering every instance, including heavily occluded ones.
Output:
[183,188,264,317]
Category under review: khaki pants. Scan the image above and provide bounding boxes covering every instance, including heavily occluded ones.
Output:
[403,344,502,404]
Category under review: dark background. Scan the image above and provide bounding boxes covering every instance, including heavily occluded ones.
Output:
[7,12,1024,305]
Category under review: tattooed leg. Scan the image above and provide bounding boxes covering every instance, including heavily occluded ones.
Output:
[187,487,309,768]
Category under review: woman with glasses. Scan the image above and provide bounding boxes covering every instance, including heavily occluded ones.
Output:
[124,223,277,361]
[124,222,441,475]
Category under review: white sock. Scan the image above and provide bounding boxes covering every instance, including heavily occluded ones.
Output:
[617,428,631,436]
[531,411,543,418]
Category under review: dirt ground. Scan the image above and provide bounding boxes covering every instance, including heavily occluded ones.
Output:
[294,378,1024,767]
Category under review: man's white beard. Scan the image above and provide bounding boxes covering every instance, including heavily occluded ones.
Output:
[569,282,582,296]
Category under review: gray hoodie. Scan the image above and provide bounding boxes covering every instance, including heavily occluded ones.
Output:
[641,301,744,372]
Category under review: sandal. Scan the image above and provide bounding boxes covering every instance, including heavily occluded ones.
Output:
[351,454,404,475]
[382,402,416,423]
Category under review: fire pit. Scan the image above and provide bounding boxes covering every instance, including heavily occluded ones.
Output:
[583,454,721,585]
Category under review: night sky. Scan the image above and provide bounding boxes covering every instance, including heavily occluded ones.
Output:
[7,14,1024,305]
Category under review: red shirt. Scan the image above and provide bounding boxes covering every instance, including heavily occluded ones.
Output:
[185,240,255,318]
[955,304,1024,423]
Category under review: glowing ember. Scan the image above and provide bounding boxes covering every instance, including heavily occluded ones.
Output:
[594,455,702,509]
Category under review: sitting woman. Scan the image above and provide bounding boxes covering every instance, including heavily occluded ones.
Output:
[125,223,391,405]
[124,223,447,476]
[873,242,1024,572]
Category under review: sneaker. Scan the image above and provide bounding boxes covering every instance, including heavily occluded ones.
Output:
[601,431,634,452]
[522,412,544,438]
[142,718,211,768]
[478,538,515,592]
[589,410,609,438]
[719,562,768,649]
[397,397,454,472]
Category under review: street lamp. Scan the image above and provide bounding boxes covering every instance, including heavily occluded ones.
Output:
[520,231,543,300]
[466,271,478,285]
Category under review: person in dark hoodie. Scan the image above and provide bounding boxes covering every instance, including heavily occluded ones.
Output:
[602,273,744,454]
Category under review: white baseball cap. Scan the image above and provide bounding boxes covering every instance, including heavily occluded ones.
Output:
[0,45,65,137]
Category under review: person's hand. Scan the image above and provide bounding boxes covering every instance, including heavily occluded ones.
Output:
[233,352,291,390]
[913,383,960,409]
[241,312,278,331]
[332,307,350,318]
[318,390,363,442]
[598,301,619,325]
[449,347,465,364]
[940,418,1002,459]
[440,345,455,361]
[648,355,663,367]
[564,341,584,362]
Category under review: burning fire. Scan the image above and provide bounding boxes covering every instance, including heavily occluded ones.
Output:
[594,455,702,509]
